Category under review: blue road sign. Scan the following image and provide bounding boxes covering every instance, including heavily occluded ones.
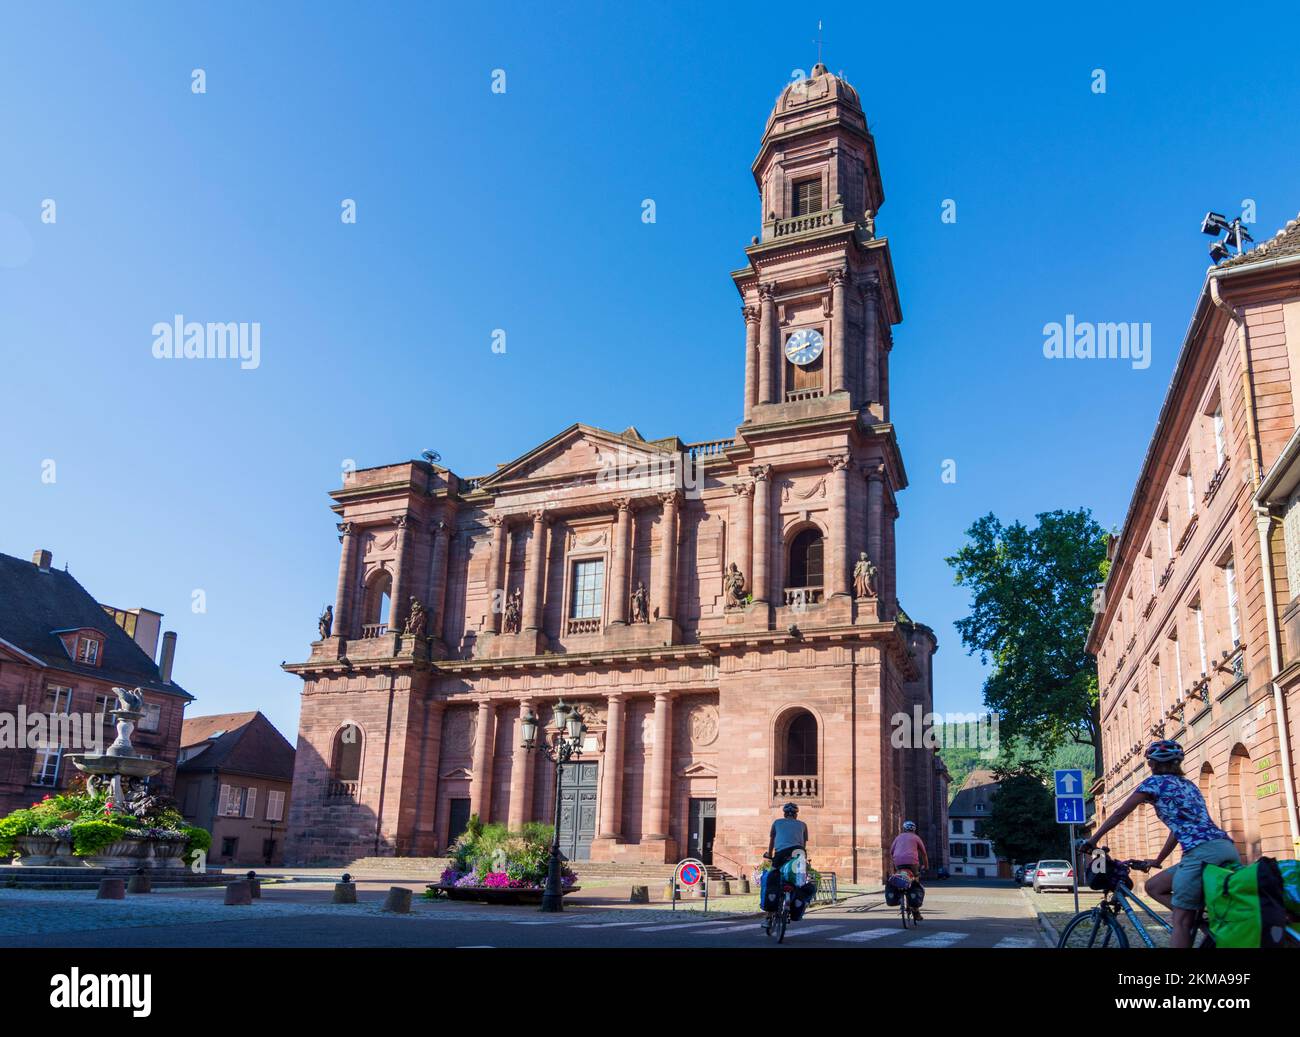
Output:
[1054,769,1084,797]
[1056,796,1086,824]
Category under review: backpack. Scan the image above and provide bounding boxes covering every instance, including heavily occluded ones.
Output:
[1278,859,1300,918]
[1202,857,1289,948]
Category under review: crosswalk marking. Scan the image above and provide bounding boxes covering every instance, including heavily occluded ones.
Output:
[907,930,968,947]
[830,928,906,943]
[572,921,644,929]
[692,922,766,934]
[774,924,843,937]
[993,936,1038,948]
[634,919,736,932]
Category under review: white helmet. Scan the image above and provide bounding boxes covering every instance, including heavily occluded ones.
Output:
[902,820,917,832]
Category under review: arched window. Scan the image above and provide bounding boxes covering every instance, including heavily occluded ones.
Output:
[773,708,819,801]
[331,725,363,783]
[788,528,824,591]
[361,570,392,635]
[784,712,818,774]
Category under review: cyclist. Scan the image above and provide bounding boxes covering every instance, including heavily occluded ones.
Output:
[763,802,809,912]
[890,820,929,920]
[1081,739,1240,949]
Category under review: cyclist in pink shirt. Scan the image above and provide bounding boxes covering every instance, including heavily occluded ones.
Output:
[890,821,929,919]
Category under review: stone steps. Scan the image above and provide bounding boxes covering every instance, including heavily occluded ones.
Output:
[343,856,737,882]
[0,865,234,890]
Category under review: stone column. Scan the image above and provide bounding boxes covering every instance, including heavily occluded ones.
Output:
[828,454,850,597]
[758,283,777,405]
[428,518,452,638]
[334,522,357,636]
[486,514,506,632]
[732,480,753,593]
[646,692,673,840]
[522,509,549,634]
[598,695,625,839]
[830,268,848,394]
[609,499,632,625]
[412,699,444,854]
[389,513,413,631]
[862,277,881,405]
[866,465,885,571]
[743,304,761,420]
[657,492,680,621]
[750,465,772,603]
[507,699,535,829]
[469,700,496,822]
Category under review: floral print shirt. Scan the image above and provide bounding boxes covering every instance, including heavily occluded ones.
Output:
[1136,774,1230,852]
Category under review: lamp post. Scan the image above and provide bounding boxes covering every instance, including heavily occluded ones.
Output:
[520,699,587,912]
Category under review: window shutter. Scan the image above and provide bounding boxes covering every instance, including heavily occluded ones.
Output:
[219,784,232,816]
[244,787,257,818]
[267,790,285,823]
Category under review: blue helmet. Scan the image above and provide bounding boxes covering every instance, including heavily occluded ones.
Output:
[783,803,799,818]
[1145,739,1184,764]
[903,820,917,832]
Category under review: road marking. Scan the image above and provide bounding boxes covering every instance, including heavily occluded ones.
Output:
[692,922,767,934]
[907,930,968,947]
[456,945,495,948]
[572,921,645,929]
[993,936,1038,948]
[830,928,907,943]
[634,920,735,932]
[773,924,843,937]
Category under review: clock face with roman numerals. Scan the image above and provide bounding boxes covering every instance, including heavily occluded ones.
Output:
[784,328,824,366]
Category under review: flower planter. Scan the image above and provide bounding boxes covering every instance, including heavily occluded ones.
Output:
[12,834,65,866]
[426,883,582,905]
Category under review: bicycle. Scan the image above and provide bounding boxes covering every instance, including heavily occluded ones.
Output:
[1058,847,1240,948]
[762,850,809,944]
[889,866,923,929]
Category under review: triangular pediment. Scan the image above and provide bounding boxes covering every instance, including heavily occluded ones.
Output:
[440,766,473,780]
[677,761,719,778]
[479,423,671,489]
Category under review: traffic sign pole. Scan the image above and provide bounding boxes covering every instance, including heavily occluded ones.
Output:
[1069,822,1078,914]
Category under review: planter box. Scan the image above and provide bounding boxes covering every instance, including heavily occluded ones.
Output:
[12,835,189,870]
[426,883,581,905]
[11,835,79,867]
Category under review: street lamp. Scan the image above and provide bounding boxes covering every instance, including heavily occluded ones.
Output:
[1202,209,1253,263]
[520,699,588,912]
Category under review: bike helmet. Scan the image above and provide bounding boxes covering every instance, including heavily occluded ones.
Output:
[902,820,917,832]
[1145,739,1184,764]
[782,802,799,818]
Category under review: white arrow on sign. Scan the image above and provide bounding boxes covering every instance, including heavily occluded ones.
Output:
[1058,773,1079,794]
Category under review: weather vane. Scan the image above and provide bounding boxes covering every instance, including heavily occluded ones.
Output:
[814,19,824,65]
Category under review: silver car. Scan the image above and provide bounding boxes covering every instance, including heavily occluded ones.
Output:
[1032,859,1074,893]
[1018,862,1038,886]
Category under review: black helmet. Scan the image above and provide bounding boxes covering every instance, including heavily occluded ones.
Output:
[782,802,799,818]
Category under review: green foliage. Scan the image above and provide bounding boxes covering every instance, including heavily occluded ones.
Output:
[447,820,558,884]
[937,718,1094,803]
[983,770,1072,863]
[69,820,130,856]
[181,825,211,868]
[946,509,1108,774]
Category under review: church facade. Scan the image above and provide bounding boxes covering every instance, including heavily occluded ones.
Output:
[283,65,947,882]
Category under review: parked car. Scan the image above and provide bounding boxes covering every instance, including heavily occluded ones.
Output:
[1017,862,1038,886]
[1032,860,1075,893]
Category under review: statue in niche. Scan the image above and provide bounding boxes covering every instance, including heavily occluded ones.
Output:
[723,563,746,608]
[503,587,522,633]
[318,605,333,640]
[630,582,649,624]
[403,597,427,636]
[853,552,878,599]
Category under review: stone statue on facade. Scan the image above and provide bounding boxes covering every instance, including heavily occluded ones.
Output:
[318,604,333,640]
[853,552,878,599]
[630,582,649,624]
[503,587,522,633]
[403,596,427,636]
[723,562,746,608]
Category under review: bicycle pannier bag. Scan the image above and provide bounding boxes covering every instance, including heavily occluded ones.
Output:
[1278,859,1300,918]
[1202,857,1288,948]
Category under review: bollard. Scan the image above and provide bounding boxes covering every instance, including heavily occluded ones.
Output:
[96,878,125,900]
[224,880,252,906]
[245,871,261,898]
[716,879,731,896]
[333,881,357,904]
[382,886,412,913]
[127,869,152,895]
[629,885,649,904]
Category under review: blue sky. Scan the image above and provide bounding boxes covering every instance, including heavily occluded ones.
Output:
[3,2,1299,741]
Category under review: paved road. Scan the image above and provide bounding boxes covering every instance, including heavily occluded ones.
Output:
[0,878,1046,948]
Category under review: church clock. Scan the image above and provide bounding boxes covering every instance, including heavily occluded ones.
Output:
[784,328,824,366]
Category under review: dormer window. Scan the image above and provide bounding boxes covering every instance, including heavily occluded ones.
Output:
[76,636,100,665]
[793,177,822,216]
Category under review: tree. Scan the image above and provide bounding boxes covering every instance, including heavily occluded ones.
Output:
[946,509,1109,775]
[984,769,1069,864]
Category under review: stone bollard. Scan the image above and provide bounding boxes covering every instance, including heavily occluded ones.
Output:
[245,871,261,898]
[127,869,152,894]
[716,879,731,896]
[224,880,252,906]
[382,886,412,913]
[629,885,649,904]
[333,881,357,904]
[96,878,125,900]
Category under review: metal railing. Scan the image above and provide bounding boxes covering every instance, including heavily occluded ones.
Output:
[326,780,359,799]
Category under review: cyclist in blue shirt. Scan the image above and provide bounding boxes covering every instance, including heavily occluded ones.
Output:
[1082,739,1240,948]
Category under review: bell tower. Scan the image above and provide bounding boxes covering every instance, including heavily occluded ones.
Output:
[732,63,900,427]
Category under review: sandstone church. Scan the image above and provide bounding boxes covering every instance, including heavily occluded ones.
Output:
[284,64,949,882]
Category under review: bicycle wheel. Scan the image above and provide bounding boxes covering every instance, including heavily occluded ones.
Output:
[900,900,910,929]
[1059,907,1129,949]
[776,897,790,943]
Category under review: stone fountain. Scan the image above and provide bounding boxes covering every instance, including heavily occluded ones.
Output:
[69,686,165,807]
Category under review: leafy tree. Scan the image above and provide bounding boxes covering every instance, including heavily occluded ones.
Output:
[946,509,1109,775]
[983,770,1069,864]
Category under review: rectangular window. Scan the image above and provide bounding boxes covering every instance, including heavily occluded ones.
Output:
[569,559,605,620]
[244,787,258,819]
[266,789,286,822]
[1172,634,1183,693]
[793,178,822,216]
[1193,604,1208,676]
[1225,560,1240,645]
[1185,470,1196,516]
[77,637,99,664]
[30,746,62,786]
[138,703,162,733]
[1213,406,1226,466]
[220,784,244,817]
[44,685,73,715]
[951,819,963,834]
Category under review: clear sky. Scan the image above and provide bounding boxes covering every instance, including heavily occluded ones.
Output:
[4,2,1300,742]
